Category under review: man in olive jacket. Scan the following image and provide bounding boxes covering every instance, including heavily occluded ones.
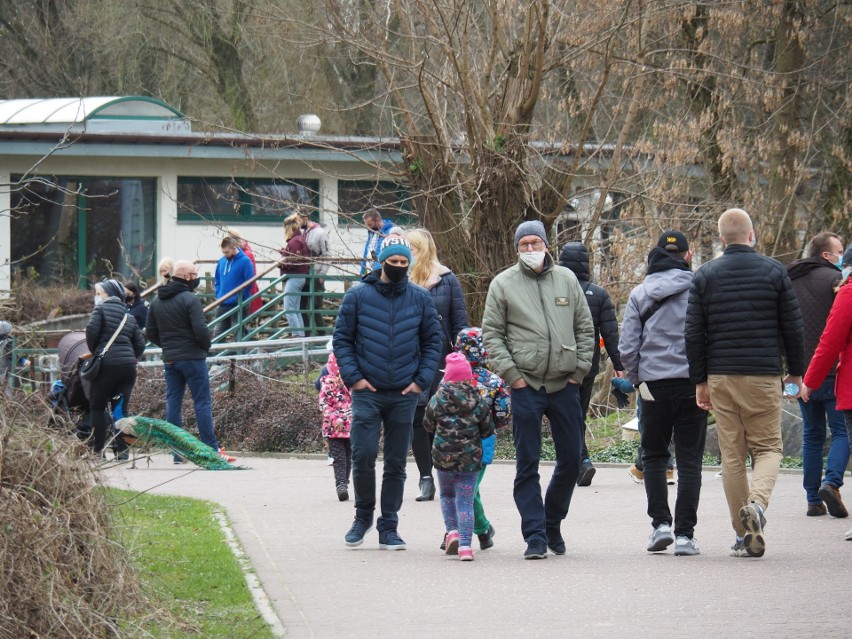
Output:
[483,220,594,559]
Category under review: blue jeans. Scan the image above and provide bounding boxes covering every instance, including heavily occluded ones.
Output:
[798,377,849,503]
[284,277,306,337]
[512,383,583,545]
[350,389,418,532]
[164,359,219,451]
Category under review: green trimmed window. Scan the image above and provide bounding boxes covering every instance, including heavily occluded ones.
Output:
[336,180,415,226]
[177,177,320,223]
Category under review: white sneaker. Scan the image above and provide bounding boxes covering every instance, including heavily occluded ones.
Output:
[326,456,335,466]
[646,523,674,552]
[674,535,700,556]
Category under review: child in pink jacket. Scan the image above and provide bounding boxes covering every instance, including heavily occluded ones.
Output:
[318,353,352,501]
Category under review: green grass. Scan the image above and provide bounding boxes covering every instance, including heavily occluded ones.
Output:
[108,489,274,639]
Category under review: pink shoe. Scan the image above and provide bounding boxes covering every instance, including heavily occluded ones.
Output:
[445,530,459,555]
[459,547,474,561]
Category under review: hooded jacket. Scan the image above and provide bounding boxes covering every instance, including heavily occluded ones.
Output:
[423,380,495,473]
[558,243,623,377]
[787,257,841,373]
[482,253,594,392]
[214,248,255,306]
[85,297,145,368]
[332,269,442,391]
[318,354,352,438]
[146,278,211,361]
[619,248,692,385]
[804,283,852,410]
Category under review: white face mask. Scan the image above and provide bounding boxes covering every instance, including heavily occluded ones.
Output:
[519,251,546,270]
[842,266,852,280]
[94,295,104,306]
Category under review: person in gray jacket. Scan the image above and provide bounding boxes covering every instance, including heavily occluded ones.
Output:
[619,231,708,556]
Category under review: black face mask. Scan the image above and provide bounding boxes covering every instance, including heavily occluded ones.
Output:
[300,223,309,230]
[126,295,135,305]
[383,264,408,283]
[187,278,201,291]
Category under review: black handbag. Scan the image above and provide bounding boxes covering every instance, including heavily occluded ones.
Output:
[80,313,127,382]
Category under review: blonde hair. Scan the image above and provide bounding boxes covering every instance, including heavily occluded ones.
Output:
[225,226,245,244]
[406,228,439,287]
[158,257,174,283]
[283,215,301,242]
[718,208,753,245]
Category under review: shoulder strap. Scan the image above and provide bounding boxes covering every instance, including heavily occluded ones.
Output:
[638,293,677,328]
[100,313,128,356]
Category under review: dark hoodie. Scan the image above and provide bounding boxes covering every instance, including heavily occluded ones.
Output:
[145,278,211,361]
[787,256,841,370]
[558,242,623,376]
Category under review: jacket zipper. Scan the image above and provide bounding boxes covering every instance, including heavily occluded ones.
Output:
[537,274,552,382]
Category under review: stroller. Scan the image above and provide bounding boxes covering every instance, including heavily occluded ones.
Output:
[48,332,128,458]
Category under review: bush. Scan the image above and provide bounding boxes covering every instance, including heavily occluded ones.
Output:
[131,364,325,454]
[0,397,142,638]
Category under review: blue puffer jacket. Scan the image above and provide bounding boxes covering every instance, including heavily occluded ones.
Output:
[333,270,443,391]
[430,268,469,348]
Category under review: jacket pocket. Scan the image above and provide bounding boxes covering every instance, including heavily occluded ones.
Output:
[511,346,543,374]
[554,343,578,374]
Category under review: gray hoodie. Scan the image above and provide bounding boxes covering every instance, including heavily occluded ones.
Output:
[619,257,693,385]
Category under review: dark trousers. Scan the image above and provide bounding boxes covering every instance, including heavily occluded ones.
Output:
[578,373,595,459]
[88,363,136,453]
[640,379,708,538]
[164,359,219,451]
[512,383,583,545]
[328,437,352,487]
[299,279,326,336]
[350,389,418,532]
[213,304,243,341]
[411,404,435,478]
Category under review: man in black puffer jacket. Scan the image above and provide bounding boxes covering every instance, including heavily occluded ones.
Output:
[685,208,804,559]
[146,260,230,462]
[787,232,848,518]
[558,242,624,486]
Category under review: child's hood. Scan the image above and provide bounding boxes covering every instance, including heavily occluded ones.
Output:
[435,380,482,412]
[326,353,339,376]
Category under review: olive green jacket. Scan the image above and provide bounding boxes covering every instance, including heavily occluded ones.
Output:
[482,254,594,393]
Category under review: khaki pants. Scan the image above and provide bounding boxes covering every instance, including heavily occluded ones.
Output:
[708,375,783,536]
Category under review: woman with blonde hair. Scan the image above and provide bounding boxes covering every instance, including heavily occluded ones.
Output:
[158,257,174,284]
[279,215,310,337]
[406,228,469,501]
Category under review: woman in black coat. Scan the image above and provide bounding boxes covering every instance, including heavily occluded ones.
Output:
[406,229,469,500]
[85,279,146,456]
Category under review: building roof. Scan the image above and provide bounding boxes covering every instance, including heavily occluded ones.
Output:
[0,97,189,133]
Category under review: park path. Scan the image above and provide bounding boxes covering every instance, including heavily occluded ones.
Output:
[105,457,851,638]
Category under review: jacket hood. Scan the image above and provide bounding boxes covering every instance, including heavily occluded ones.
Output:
[558,243,590,281]
[435,380,481,412]
[157,278,196,300]
[455,327,488,368]
[787,256,838,280]
[642,267,693,301]
[363,267,409,294]
[326,353,340,376]
[646,247,691,276]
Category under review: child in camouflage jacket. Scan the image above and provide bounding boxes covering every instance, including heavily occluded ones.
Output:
[424,352,494,561]
[454,327,511,550]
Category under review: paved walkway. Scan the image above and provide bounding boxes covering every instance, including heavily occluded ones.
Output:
[105,457,851,638]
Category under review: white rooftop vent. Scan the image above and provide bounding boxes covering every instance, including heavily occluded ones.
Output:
[297,114,321,136]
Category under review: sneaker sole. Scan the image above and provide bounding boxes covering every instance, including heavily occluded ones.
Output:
[337,490,349,502]
[577,466,596,487]
[524,551,548,560]
[547,544,566,555]
[459,554,474,562]
[445,536,460,555]
[674,542,700,556]
[818,485,849,518]
[647,532,675,552]
[628,468,644,484]
[739,505,765,557]
[379,543,407,550]
[344,525,373,547]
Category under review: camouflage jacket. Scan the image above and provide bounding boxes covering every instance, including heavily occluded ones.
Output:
[423,380,495,473]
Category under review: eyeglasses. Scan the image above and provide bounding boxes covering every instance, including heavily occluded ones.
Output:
[187,272,199,278]
[518,240,545,251]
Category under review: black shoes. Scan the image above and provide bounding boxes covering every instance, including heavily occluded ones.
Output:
[577,459,596,487]
[415,477,436,501]
[477,524,496,550]
[524,541,548,560]
[336,484,349,501]
[546,527,566,555]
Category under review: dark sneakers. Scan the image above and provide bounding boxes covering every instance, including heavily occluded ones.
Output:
[477,524,496,550]
[739,501,766,557]
[336,485,349,501]
[807,503,827,517]
[344,518,373,547]
[577,460,596,487]
[378,529,407,550]
[546,527,566,555]
[524,541,548,560]
[818,482,849,518]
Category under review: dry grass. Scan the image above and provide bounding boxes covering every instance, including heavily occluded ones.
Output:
[0,397,143,639]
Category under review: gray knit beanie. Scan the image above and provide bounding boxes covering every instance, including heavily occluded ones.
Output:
[514,220,549,251]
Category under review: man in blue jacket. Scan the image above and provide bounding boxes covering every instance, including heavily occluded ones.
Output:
[359,209,395,276]
[334,236,442,549]
[213,236,255,340]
